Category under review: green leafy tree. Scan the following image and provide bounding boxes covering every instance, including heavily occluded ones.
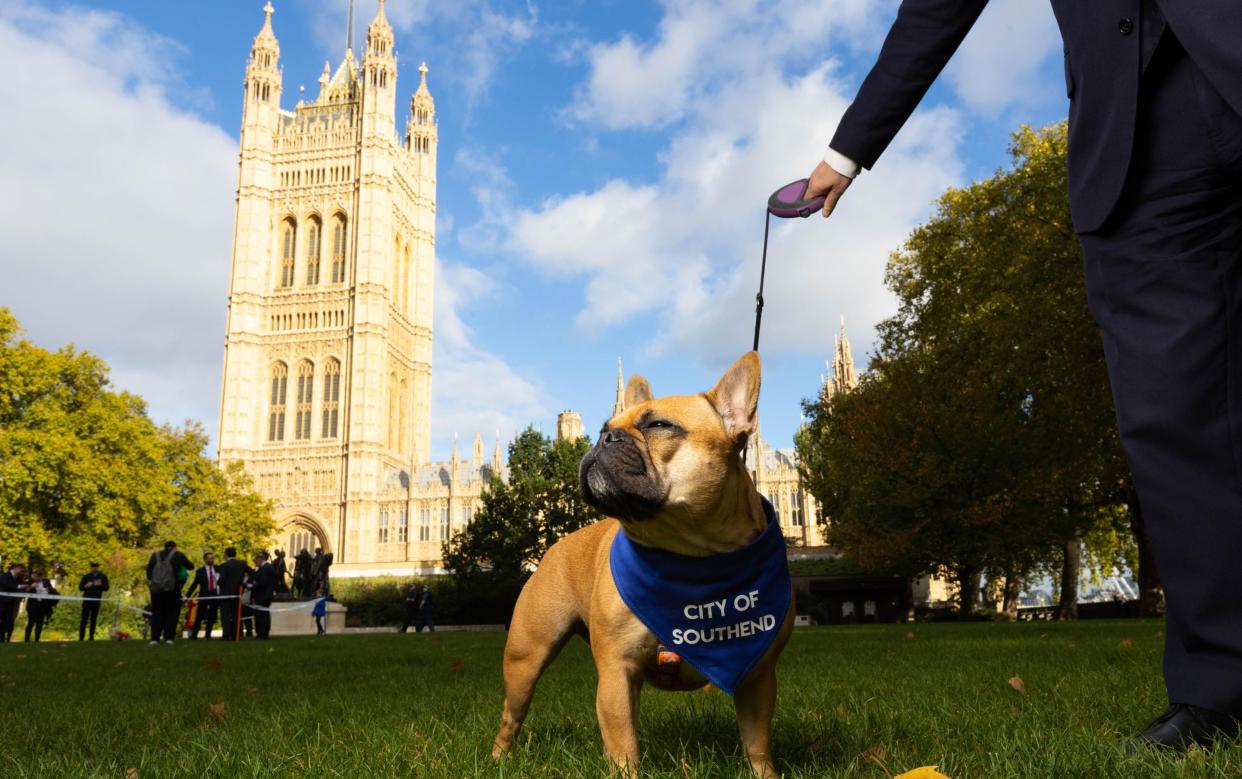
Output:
[797,124,1142,617]
[442,426,597,580]
[0,309,273,604]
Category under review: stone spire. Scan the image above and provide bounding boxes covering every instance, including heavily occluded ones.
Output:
[611,358,625,418]
[822,317,859,401]
[242,1,282,128]
[346,0,355,56]
[472,431,484,467]
[492,431,503,472]
[406,63,437,152]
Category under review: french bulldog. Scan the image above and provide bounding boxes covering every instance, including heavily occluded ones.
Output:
[491,352,793,777]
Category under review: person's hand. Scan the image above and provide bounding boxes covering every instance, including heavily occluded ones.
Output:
[806,160,853,219]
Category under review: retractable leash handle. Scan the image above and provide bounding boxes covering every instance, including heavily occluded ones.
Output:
[753,178,826,351]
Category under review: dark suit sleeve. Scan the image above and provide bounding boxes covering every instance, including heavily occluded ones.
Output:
[100,574,109,594]
[185,569,201,598]
[830,0,990,169]
[78,575,88,593]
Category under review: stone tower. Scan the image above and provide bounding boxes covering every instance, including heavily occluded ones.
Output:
[556,411,584,443]
[217,1,437,566]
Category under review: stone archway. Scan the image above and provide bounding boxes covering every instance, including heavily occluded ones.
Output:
[277,514,329,558]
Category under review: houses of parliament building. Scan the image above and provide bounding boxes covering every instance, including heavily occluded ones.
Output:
[216,2,855,577]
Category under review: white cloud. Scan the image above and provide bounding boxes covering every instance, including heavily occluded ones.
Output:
[0,4,237,432]
[431,260,554,458]
[302,0,536,106]
[945,0,1062,114]
[509,0,968,367]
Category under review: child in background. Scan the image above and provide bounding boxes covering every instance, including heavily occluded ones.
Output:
[312,588,327,636]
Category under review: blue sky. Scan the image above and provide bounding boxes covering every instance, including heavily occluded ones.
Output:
[0,0,1068,461]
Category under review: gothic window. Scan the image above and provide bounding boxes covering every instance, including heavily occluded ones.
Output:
[268,362,288,441]
[294,360,314,440]
[402,243,412,316]
[306,217,321,285]
[321,359,340,438]
[461,505,473,526]
[419,508,431,542]
[398,378,408,455]
[280,218,296,288]
[398,508,409,543]
[331,215,348,283]
[791,488,804,527]
[439,505,450,541]
[378,509,389,544]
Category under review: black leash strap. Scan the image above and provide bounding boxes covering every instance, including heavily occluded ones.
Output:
[753,209,771,352]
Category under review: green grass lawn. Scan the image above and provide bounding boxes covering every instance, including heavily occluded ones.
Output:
[1,621,1238,778]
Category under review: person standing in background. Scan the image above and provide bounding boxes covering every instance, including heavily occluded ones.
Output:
[145,541,193,646]
[215,547,250,641]
[416,585,434,633]
[400,582,420,633]
[77,562,109,641]
[249,552,276,640]
[23,569,58,642]
[0,562,29,643]
[185,552,221,640]
[312,588,328,636]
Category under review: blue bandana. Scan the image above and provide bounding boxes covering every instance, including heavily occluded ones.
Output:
[609,498,792,695]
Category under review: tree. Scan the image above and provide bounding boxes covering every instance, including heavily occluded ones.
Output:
[0,308,273,591]
[442,427,597,581]
[797,124,1142,617]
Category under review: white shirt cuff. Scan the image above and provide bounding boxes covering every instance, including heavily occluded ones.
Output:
[823,147,861,179]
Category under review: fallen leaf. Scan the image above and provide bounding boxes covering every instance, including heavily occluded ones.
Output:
[205,660,223,671]
[857,744,886,765]
[904,632,916,640]
[1008,676,1026,694]
[806,739,822,755]
[895,767,954,779]
[701,684,717,695]
[836,703,848,719]
[1119,639,1133,648]
[14,654,25,660]
[208,702,227,723]
[125,768,138,779]
[450,659,463,671]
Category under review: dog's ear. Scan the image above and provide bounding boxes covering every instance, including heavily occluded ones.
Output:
[706,352,760,441]
[625,375,653,408]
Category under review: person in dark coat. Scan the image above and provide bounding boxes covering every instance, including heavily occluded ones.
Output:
[0,563,29,643]
[399,583,420,633]
[248,552,276,640]
[185,552,222,640]
[23,569,58,642]
[78,562,110,641]
[804,0,1242,751]
[215,547,250,640]
[416,586,434,633]
[145,541,193,645]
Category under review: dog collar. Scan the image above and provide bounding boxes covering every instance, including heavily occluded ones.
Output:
[609,497,792,695]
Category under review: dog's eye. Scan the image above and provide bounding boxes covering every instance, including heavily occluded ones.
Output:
[645,420,673,430]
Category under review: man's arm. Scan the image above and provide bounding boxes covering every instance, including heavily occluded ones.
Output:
[100,574,109,593]
[185,570,201,598]
[808,0,991,215]
[831,0,990,168]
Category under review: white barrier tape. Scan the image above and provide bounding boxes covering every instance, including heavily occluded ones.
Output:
[248,600,323,614]
[1,591,327,616]
[0,591,151,616]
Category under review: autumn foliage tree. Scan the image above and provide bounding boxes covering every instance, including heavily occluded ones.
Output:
[797,124,1145,617]
[0,308,273,594]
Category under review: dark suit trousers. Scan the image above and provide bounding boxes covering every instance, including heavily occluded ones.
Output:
[149,591,182,643]
[80,599,102,640]
[1080,33,1242,715]
[253,603,272,639]
[191,600,218,639]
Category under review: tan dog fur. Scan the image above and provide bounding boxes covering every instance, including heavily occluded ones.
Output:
[491,352,793,777]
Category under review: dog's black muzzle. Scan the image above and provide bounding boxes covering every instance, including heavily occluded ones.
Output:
[580,428,664,521]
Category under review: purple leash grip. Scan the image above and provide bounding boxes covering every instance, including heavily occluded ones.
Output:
[767,178,826,218]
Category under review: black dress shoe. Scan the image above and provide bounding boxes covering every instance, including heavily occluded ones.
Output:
[1132,703,1242,751]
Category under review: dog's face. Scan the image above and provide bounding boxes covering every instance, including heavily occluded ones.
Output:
[580,352,760,526]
